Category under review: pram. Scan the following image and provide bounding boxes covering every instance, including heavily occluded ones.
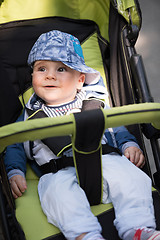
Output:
[0,0,160,239]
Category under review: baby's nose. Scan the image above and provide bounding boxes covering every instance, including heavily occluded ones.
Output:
[46,70,56,79]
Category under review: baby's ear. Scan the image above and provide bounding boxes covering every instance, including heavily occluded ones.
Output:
[77,73,85,90]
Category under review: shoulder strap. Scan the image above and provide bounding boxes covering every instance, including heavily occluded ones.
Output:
[81,99,105,111]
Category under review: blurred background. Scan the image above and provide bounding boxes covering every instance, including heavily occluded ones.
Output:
[136,0,160,175]
[136,0,160,103]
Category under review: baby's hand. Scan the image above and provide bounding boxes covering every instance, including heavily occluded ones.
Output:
[9,175,27,199]
[124,146,145,168]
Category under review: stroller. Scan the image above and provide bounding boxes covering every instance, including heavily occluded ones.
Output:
[0,0,160,239]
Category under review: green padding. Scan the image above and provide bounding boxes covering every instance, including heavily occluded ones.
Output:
[25,164,39,180]
[0,0,110,41]
[16,179,60,240]
[16,165,113,240]
[82,33,107,89]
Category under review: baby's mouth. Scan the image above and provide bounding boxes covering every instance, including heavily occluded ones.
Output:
[45,85,57,88]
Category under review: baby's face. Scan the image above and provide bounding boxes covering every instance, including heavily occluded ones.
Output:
[32,61,85,106]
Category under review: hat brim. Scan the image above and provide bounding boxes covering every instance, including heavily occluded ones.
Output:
[62,61,100,85]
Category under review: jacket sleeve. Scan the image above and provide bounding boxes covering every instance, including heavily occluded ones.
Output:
[4,111,27,179]
[104,126,140,154]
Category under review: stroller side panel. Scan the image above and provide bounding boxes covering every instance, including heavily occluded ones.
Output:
[0,0,110,40]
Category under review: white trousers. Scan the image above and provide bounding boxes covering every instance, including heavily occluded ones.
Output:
[38,154,156,240]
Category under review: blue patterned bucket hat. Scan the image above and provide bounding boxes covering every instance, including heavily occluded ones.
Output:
[28,30,100,85]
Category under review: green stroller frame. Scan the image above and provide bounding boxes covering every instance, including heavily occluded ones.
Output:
[0,0,160,239]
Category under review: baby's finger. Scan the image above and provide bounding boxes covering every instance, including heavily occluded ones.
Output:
[9,180,23,198]
[16,177,27,193]
[11,188,19,199]
[132,151,140,166]
[136,153,145,168]
[126,150,135,163]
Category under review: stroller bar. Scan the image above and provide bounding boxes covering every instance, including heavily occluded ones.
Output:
[130,54,154,103]
[0,102,159,154]
[104,102,160,129]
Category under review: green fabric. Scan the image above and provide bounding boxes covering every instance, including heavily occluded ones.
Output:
[0,0,141,41]
[117,0,141,28]
[82,33,107,86]
[16,179,60,240]
[0,0,110,41]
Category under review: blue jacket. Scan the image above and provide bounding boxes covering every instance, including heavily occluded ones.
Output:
[4,110,139,179]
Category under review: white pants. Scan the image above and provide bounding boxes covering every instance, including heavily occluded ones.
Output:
[38,154,156,240]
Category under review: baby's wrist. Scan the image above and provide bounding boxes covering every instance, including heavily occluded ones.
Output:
[8,169,25,180]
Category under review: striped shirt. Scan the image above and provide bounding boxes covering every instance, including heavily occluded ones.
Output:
[32,90,86,117]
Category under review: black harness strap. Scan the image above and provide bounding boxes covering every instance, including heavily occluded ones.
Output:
[73,109,105,205]
[39,156,74,174]
[72,108,121,205]
[102,143,121,155]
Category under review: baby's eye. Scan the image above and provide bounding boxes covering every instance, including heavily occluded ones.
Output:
[58,67,66,72]
[38,67,46,72]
